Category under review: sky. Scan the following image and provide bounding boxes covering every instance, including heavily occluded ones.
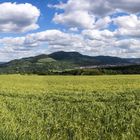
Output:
[0,0,140,61]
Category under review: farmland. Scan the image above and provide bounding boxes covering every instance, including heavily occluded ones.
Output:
[0,75,140,139]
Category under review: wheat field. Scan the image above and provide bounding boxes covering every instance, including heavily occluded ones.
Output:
[0,75,139,139]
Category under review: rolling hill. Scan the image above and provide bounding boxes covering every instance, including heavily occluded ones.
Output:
[0,51,139,74]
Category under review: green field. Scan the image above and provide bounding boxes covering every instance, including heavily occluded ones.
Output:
[0,75,140,140]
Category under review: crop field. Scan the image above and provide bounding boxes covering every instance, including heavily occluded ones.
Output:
[0,75,140,140]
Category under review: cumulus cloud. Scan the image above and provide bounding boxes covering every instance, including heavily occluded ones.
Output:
[115,39,140,50]
[0,0,140,61]
[114,14,140,29]
[52,0,112,29]
[0,2,40,33]
[113,14,140,37]
[53,11,95,29]
[0,28,140,61]
[82,29,115,42]
[0,30,86,61]
[51,0,140,29]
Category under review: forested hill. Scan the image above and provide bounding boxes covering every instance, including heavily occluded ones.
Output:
[0,51,139,74]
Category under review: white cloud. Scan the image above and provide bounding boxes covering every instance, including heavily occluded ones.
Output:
[51,0,140,30]
[53,10,95,29]
[114,14,140,29]
[69,27,79,32]
[0,28,140,61]
[114,14,140,37]
[0,30,86,61]
[114,39,140,58]
[82,29,115,41]
[1,0,140,61]
[0,2,40,33]
[52,0,112,29]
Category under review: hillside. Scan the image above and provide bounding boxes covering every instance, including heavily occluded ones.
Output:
[57,65,140,75]
[0,51,139,74]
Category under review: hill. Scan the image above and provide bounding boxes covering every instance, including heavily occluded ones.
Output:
[0,51,139,74]
[49,51,131,66]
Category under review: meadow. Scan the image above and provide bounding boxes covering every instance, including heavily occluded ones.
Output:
[0,75,140,140]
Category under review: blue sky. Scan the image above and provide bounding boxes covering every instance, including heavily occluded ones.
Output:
[0,0,140,61]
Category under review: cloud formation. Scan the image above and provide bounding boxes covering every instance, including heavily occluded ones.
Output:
[0,0,140,61]
[114,14,140,37]
[52,0,140,29]
[0,2,40,33]
[0,28,140,61]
